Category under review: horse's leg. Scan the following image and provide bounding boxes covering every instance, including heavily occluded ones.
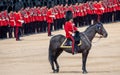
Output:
[82,50,89,74]
[54,49,63,73]
[49,52,56,73]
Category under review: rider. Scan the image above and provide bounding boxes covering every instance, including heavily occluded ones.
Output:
[64,10,78,55]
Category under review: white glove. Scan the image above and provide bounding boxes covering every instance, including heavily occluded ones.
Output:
[72,33,75,36]
[18,20,24,23]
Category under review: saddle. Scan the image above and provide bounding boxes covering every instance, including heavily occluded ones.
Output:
[60,31,82,48]
[60,38,82,48]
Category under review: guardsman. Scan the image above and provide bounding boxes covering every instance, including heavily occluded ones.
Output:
[31,7,36,34]
[78,3,84,26]
[29,7,34,34]
[36,7,42,33]
[22,8,29,35]
[57,4,64,29]
[117,0,120,21]
[41,6,47,32]
[8,10,16,38]
[33,6,39,33]
[0,12,2,38]
[95,1,104,22]
[86,1,93,25]
[107,0,113,23]
[57,4,63,30]
[73,3,78,27]
[42,6,47,32]
[83,2,88,25]
[46,2,55,36]
[1,10,9,39]
[101,0,108,23]
[92,1,98,24]
[19,8,25,36]
[14,9,24,41]
[26,7,31,34]
[113,0,118,21]
[64,10,78,55]
[53,5,58,30]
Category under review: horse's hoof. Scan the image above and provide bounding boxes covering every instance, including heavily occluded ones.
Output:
[82,70,88,74]
[53,70,59,73]
[56,69,59,72]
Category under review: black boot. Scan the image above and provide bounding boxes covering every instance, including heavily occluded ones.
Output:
[74,44,79,54]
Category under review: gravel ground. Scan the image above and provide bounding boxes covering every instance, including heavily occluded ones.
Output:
[0,22,120,75]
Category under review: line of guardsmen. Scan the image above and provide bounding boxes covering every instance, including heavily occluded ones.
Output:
[0,0,120,40]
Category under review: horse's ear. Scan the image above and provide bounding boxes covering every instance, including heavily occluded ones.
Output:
[98,22,103,26]
[96,23,102,30]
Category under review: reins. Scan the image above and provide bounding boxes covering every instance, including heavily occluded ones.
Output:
[82,32,91,44]
[92,35,103,44]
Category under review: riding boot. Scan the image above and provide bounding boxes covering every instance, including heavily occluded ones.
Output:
[73,44,79,54]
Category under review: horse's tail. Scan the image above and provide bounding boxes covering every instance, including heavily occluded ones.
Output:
[48,41,53,63]
[48,34,65,62]
[48,39,53,64]
[48,34,65,72]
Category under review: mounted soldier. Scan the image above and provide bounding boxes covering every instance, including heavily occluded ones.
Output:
[64,10,80,55]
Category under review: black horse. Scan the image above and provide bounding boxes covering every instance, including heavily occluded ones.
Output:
[48,23,108,74]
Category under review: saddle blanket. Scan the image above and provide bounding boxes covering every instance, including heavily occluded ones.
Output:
[60,38,82,48]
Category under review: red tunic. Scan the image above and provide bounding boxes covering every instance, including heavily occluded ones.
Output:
[32,8,36,22]
[31,8,36,22]
[93,2,103,15]
[41,7,46,21]
[59,6,64,19]
[73,5,77,18]
[86,3,93,15]
[46,8,54,23]
[0,19,1,27]
[107,1,113,12]
[36,9,42,21]
[1,11,9,26]
[14,12,23,27]
[74,5,79,17]
[1,19,8,26]
[42,7,47,21]
[83,3,87,16]
[113,0,118,11]
[26,10,31,23]
[56,6,60,19]
[22,10,29,24]
[0,17,1,26]
[64,21,77,38]
[78,5,84,17]
[0,13,1,26]
[9,12,15,27]
[102,1,108,13]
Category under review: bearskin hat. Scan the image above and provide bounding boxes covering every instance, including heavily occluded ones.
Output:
[65,10,73,21]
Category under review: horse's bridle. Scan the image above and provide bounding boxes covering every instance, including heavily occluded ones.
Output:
[96,24,104,37]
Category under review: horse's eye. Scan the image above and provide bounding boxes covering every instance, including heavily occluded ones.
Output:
[97,26,101,30]
[98,27,101,30]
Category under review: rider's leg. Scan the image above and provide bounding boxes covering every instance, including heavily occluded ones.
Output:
[69,36,75,54]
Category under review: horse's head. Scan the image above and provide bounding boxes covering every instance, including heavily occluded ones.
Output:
[95,23,108,38]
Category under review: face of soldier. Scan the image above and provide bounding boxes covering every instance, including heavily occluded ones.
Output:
[70,19,73,23]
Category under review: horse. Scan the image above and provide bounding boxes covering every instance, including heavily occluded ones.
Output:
[48,23,108,74]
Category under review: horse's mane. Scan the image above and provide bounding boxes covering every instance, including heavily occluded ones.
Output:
[85,24,95,31]
[85,22,102,31]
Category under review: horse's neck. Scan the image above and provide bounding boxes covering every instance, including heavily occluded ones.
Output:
[84,26,96,42]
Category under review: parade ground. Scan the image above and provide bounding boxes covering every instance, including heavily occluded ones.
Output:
[0,22,120,75]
